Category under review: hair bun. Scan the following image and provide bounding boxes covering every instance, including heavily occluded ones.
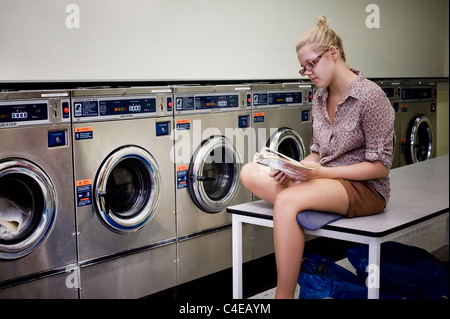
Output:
[317,15,329,28]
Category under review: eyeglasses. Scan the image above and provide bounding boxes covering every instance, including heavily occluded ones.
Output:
[299,49,328,76]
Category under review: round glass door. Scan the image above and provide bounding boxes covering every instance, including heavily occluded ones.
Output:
[189,136,242,213]
[407,115,433,163]
[267,127,306,161]
[94,146,161,234]
[0,159,56,260]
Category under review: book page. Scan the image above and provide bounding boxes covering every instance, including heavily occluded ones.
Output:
[254,147,314,175]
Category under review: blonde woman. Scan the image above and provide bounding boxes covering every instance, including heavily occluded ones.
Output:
[240,16,395,299]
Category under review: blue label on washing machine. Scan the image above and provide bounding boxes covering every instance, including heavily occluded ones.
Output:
[155,121,170,136]
[76,179,92,207]
[176,119,190,131]
[75,127,93,140]
[238,115,249,128]
[301,110,310,122]
[253,112,265,123]
[176,166,189,189]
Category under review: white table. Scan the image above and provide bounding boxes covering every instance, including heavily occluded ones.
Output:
[227,155,449,299]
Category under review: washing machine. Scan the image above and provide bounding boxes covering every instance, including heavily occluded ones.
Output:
[249,82,314,259]
[251,82,313,157]
[0,90,78,299]
[375,80,402,168]
[400,79,437,166]
[71,87,177,298]
[173,84,254,284]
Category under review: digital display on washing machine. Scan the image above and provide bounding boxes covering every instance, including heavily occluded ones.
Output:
[195,94,239,110]
[0,102,48,124]
[268,92,302,105]
[99,98,156,116]
[401,88,433,100]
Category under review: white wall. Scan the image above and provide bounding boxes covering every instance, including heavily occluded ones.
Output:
[0,0,448,82]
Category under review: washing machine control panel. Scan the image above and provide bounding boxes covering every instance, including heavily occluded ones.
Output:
[401,87,433,100]
[175,94,240,112]
[253,91,302,107]
[99,98,156,115]
[73,96,160,121]
[0,101,48,128]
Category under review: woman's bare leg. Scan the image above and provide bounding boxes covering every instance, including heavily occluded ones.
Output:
[240,162,350,299]
[239,162,288,203]
[273,178,349,298]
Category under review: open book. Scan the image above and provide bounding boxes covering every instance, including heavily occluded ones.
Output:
[253,147,314,175]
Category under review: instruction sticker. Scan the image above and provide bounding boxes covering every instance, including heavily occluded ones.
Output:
[76,179,92,207]
[176,119,190,131]
[253,112,265,123]
[75,127,93,140]
[176,165,189,189]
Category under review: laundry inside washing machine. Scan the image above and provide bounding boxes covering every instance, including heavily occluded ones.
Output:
[0,183,35,241]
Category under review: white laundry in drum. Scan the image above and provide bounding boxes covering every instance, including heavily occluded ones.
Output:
[0,198,30,239]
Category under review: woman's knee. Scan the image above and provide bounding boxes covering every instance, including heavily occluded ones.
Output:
[273,187,304,219]
[274,188,290,208]
[239,162,256,189]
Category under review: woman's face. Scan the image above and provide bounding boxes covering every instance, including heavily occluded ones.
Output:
[297,43,332,88]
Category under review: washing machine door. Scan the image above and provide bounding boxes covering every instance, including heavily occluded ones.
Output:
[0,159,56,260]
[267,127,306,161]
[407,115,433,163]
[94,146,161,234]
[189,136,242,213]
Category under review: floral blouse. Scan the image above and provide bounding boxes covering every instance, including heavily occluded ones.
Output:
[310,70,395,203]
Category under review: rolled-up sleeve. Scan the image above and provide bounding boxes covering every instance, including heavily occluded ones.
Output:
[362,91,395,168]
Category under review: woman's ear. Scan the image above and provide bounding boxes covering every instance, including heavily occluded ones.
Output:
[328,46,339,60]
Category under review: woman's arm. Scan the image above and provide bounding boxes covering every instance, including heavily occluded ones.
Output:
[280,157,389,183]
[310,160,389,180]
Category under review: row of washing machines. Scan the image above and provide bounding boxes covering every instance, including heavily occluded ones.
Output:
[0,79,437,298]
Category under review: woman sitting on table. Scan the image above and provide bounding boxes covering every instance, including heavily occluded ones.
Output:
[239,15,395,299]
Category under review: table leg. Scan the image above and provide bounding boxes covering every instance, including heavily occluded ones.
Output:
[367,238,381,299]
[232,215,243,299]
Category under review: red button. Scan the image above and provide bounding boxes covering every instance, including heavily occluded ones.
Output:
[64,107,70,114]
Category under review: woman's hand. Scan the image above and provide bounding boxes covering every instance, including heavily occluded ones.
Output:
[269,160,322,185]
[268,169,294,185]
[284,160,322,182]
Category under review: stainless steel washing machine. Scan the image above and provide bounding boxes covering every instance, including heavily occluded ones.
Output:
[173,84,254,284]
[251,82,313,157]
[0,90,78,299]
[400,79,437,166]
[71,87,177,298]
[375,80,402,169]
[249,82,313,259]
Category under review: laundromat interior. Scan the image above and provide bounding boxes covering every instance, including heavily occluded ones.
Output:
[1,0,449,302]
